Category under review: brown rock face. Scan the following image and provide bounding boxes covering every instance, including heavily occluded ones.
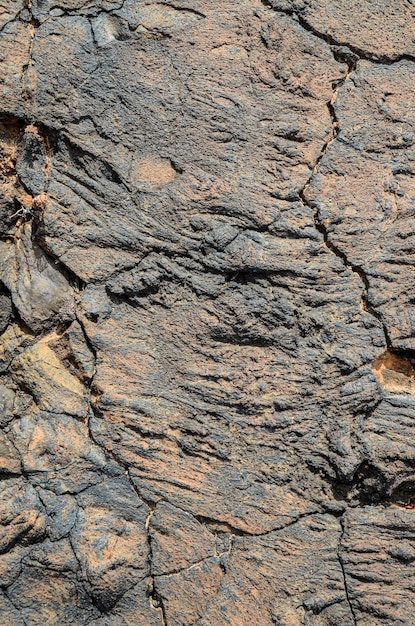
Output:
[0,0,415,623]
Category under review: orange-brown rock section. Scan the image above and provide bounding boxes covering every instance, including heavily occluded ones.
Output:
[0,0,415,624]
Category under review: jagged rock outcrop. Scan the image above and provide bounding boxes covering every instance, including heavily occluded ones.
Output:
[1,0,415,624]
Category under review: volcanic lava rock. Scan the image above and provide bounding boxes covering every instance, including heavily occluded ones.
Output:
[0,0,414,624]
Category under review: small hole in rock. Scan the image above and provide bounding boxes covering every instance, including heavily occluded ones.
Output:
[373,349,415,392]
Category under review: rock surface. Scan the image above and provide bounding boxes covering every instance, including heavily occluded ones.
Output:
[0,0,415,623]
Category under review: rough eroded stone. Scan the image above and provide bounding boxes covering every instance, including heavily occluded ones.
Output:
[0,0,414,623]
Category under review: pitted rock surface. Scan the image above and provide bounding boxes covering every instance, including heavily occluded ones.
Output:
[0,1,415,624]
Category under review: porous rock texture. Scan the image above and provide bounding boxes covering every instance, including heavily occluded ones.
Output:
[0,0,415,624]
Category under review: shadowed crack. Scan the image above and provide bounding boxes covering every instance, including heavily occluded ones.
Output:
[152,532,231,579]
[3,588,29,626]
[193,510,320,537]
[260,0,415,65]
[305,197,391,348]
[85,403,167,622]
[338,515,357,626]
[156,3,206,18]
[297,52,391,352]
[257,0,391,350]
[146,506,169,626]
[20,1,37,103]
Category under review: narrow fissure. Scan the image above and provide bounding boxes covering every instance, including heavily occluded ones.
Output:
[298,53,391,352]
[259,1,415,361]
[338,516,357,626]
[86,399,168,622]
[145,506,169,626]
[3,588,29,626]
[260,0,415,66]
[20,0,37,103]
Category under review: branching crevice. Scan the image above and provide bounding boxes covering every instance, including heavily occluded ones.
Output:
[296,52,390,352]
[309,212,391,347]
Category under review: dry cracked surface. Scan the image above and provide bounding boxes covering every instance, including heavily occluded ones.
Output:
[0,0,415,624]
